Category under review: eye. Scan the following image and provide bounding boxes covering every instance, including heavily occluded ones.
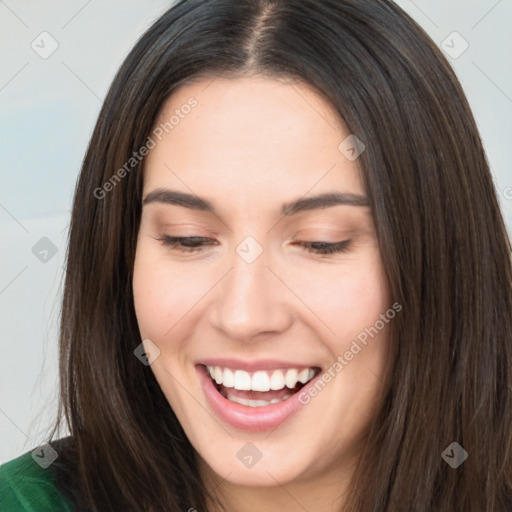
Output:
[156,236,352,256]
[294,240,352,255]
[156,236,217,253]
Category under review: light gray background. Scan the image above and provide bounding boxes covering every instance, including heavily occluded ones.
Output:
[1,0,511,463]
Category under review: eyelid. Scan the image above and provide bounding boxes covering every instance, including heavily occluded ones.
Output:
[155,235,352,256]
[292,239,352,256]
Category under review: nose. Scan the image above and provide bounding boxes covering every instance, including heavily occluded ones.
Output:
[211,243,293,342]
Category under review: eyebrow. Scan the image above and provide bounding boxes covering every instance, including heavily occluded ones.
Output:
[142,188,372,216]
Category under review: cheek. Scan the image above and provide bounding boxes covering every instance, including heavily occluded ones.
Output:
[339,265,389,336]
[132,246,212,341]
[132,247,176,339]
[281,255,389,341]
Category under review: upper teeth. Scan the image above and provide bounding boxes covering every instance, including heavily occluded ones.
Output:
[206,366,316,392]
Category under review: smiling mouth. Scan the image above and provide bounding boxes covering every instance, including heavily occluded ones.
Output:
[201,364,321,407]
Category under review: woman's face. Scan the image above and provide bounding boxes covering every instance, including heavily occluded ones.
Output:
[133,76,392,490]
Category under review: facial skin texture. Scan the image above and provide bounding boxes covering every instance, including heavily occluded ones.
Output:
[132,76,392,512]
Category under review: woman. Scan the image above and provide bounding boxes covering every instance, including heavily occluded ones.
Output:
[1,0,511,510]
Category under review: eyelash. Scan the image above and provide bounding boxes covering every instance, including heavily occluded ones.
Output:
[156,236,352,255]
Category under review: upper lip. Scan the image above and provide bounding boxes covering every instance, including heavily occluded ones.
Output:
[197,358,321,372]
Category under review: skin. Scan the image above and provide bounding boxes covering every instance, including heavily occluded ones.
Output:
[132,75,392,511]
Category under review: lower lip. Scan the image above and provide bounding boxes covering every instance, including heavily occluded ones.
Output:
[196,365,316,432]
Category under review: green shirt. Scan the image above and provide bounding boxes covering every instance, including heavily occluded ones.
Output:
[0,447,74,511]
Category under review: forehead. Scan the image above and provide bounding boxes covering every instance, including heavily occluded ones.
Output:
[143,76,365,205]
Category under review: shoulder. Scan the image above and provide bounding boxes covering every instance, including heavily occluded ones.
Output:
[0,438,75,511]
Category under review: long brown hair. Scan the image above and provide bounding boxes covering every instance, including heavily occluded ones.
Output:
[46,0,512,510]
